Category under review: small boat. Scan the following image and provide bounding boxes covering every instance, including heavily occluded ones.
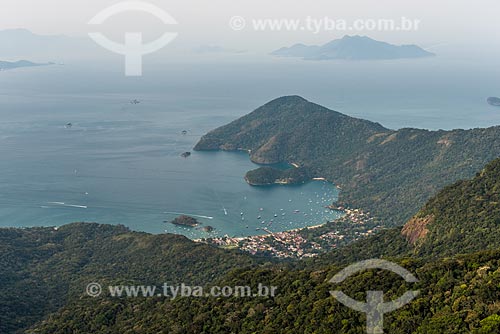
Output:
[257,215,261,219]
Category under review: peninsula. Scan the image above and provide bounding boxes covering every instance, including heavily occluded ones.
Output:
[194,95,500,226]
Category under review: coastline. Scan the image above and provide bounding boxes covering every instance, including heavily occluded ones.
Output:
[197,144,334,188]
[192,148,346,247]
[192,221,332,243]
[197,206,380,259]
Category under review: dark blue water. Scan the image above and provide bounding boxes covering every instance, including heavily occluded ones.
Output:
[0,57,499,238]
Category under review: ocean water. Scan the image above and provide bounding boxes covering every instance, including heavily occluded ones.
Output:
[0,55,499,238]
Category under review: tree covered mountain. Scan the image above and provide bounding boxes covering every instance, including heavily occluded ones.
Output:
[314,157,500,267]
[195,96,500,226]
[401,157,500,257]
[0,223,257,334]
[28,250,500,334]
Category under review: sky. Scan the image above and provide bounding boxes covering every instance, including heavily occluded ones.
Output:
[1,0,500,52]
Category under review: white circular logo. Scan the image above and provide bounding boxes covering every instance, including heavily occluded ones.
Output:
[86,282,103,297]
[229,16,246,31]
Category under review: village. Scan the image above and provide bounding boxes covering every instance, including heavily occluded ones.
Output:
[200,207,382,259]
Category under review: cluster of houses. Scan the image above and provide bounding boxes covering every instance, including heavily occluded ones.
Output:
[238,231,322,259]
[201,207,380,259]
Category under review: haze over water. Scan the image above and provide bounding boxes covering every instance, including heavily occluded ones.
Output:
[1,55,499,238]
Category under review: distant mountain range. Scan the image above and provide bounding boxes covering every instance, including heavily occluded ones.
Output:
[0,59,52,70]
[0,28,241,62]
[0,28,94,61]
[195,96,500,226]
[271,35,435,60]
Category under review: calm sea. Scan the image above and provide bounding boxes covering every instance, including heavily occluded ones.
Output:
[0,56,499,238]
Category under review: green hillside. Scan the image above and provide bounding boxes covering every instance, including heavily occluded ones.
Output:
[315,157,500,266]
[0,223,256,334]
[28,250,500,334]
[401,157,500,256]
[195,96,500,225]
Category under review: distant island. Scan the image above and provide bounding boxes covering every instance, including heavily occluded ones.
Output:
[0,60,52,71]
[270,35,435,60]
[169,215,200,227]
[487,97,500,107]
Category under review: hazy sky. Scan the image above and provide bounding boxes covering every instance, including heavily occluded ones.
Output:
[2,0,499,51]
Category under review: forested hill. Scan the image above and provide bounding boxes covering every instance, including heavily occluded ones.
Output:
[0,223,257,334]
[313,157,500,267]
[194,95,388,163]
[401,157,500,257]
[195,96,500,226]
[29,249,500,333]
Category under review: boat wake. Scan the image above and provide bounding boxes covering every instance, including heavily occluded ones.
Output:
[47,202,88,209]
[163,211,213,220]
